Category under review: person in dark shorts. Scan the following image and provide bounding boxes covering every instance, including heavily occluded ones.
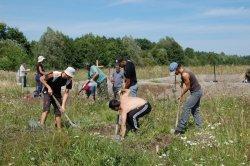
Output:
[109,89,151,139]
[38,67,75,129]
[117,58,138,97]
[169,62,203,135]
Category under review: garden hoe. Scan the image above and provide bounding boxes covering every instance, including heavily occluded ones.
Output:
[52,95,79,128]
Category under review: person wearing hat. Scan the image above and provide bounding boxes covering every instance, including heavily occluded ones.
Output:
[169,62,203,134]
[34,56,46,97]
[84,63,108,100]
[38,67,75,129]
[117,57,138,97]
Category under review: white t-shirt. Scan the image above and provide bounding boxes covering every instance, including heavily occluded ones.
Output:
[19,65,26,77]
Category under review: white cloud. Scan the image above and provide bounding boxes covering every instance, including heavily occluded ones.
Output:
[203,7,250,17]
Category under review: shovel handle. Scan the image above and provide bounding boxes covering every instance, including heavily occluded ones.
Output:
[52,95,78,127]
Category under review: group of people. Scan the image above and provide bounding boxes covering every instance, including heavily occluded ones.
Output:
[33,55,204,140]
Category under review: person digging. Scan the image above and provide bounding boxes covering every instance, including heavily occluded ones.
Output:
[109,89,151,140]
[38,67,75,129]
[169,62,203,135]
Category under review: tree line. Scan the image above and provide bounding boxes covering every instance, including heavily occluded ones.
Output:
[0,22,249,71]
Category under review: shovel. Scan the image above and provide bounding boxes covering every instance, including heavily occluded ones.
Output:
[52,95,79,128]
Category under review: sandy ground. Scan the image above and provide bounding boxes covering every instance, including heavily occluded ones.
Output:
[74,74,250,101]
[136,74,250,101]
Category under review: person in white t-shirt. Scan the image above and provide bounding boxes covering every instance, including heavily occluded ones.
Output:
[19,63,30,87]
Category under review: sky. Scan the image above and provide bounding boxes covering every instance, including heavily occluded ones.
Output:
[1,0,250,55]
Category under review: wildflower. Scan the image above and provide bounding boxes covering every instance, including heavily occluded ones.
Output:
[229,140,234,144]
[74,135,79,138]
[180,136,187,140]
[162,153,167,157]
[211,126,215,130]
[30,157,35,161]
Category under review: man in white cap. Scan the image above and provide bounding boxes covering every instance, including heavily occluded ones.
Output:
[34,56,46,96]
[169,62,203,135]
[38,67,75,129]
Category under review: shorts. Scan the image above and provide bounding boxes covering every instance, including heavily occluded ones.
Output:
[43,93,62,116]
[127,102,151,130]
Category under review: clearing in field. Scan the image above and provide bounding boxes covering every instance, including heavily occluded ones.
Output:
[0,66,249,165]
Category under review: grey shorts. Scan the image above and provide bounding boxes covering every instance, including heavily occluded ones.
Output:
[43,93,62,116]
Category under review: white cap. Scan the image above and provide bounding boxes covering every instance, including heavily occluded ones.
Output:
[38,56,45,62]
[64,67,75,78]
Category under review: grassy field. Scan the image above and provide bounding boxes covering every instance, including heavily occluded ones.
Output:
[0,65,249,165]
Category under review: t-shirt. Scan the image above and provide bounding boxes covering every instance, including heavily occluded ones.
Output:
[88,65,106,85]
[19,65,26,77]
[36,63,45,75]
[112,70,124,88]
[44,71,72,97]
[124,60,137,87]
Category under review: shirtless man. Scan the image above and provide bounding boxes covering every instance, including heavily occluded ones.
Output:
[108,89,151,139]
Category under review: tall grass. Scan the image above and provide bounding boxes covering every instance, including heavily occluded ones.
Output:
[0,66,249,165]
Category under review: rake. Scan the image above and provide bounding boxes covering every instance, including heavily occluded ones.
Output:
[52,95,79,128]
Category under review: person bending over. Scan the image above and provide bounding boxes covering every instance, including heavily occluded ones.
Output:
[109,89,151,139]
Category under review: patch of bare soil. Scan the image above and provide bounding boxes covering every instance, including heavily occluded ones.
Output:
[147,134,172,152]
[89,124,115,138]
[137,74,250,100]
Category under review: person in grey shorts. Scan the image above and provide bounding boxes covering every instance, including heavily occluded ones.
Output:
[111,64,124,99]
[169,62,203,135]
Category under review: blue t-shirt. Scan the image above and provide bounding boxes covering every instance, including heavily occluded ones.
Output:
[112,70,124,88]
[88,65,106,84]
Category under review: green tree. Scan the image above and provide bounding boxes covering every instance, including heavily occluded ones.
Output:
[155,37,184,64]
[135,38,155,50]
[0,39,28,70]
[122,36,143,65]
[0,23,7,39]
[34,27,74,69]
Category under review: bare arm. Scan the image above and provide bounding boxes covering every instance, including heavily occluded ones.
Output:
[124,78,131,89]
[61,89,70,112]
[180,73,190,98]
[119,111,127,139]
[91,73,99,82]
[38,66,46,75]
[40,74,53,95]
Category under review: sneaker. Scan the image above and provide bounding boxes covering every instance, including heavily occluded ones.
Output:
[174,130,185,135]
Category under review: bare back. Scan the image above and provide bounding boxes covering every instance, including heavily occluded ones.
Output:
[120,96,146,114]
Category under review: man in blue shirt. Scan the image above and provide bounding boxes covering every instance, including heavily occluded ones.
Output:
[111,63,124,99]
[85,63,108,99]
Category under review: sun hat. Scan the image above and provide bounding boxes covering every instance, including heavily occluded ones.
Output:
[38,56,45,62]
[64,67,76,78]
[169,62,179,72]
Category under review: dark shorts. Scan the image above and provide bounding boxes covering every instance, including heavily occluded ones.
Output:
[127,102,151,130]
[43,93,62,116]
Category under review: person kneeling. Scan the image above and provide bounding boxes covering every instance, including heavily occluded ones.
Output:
[109,89,151,140]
